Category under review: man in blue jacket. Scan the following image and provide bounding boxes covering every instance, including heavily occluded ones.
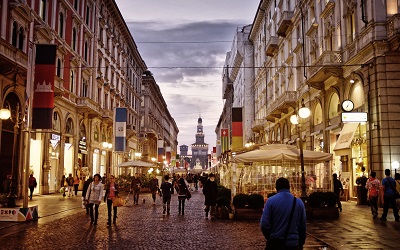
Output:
[260,177,306,249]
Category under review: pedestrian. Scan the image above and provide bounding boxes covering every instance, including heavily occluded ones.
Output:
[28,174,37,200]
[203,173,218,218]
[193,174,199,191]
[66,173,74,197]
[160,175,173,215]
[61,174,66,197]
[104,175,119,225]
[73,175,79,196]
[85,174,104,225]
[149,175,159,205]
[365,171,380,218]
[260,177,306,250]
[380,169,399,222]
[2,175,11,194]
[102,173,107,185]
[130,173,142,205]
[333,173,344,212]
[82,176,93,214]
[176,177,189,215]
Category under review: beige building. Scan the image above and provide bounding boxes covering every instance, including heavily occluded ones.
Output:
[0,0,177,198]
[246,0,400,198]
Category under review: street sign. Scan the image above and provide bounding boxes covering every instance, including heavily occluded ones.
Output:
[341,112,368,123]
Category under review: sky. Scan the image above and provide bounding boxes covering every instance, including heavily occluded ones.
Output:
[114,0,260,153]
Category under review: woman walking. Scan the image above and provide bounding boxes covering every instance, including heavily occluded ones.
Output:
[104,175,119,225]
[85,174,103,225]
[176,177,189,215]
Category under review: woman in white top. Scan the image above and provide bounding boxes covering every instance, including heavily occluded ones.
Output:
[85,173,103,225]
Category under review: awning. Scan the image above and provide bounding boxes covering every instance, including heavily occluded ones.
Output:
[117,160,154,168]
[333,123,359,151]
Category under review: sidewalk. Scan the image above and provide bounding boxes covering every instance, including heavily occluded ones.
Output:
[0,191,399,249]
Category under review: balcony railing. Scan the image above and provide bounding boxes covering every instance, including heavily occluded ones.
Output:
[266,91,297,116]
[76,97,101,117]
[266,36,279,57]
[277,11,294,37]
[308,51,342,77]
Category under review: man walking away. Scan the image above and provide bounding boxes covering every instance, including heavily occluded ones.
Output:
[160,175,173,215]
[149,175,159,205]
[130,173,142,205]
[333,173,344,212]
[28,174,37,200]
[260,177,306,250]
[203,173,218,219]
[380,169,399,222]
[365,171,380,218]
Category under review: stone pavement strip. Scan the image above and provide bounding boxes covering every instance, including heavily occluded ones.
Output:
[0,191,399,250]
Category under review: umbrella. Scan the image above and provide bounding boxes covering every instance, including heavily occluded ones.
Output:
[117,160,154,168]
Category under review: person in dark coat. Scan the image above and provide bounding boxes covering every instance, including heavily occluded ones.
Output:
[176,177,189,215]
[82,176,93,214]
[203,173,218,218]
[149,175,159,205]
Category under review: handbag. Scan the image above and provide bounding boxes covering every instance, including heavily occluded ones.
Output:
[266,196,297,250]
[112,197,126,207]
[186,189,192,200]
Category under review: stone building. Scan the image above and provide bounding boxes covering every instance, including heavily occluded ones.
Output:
[190,117,209,170]
[0,0,177,198]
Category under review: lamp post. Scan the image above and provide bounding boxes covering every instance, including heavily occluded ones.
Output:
[290,100,310,201]
[1,102,24,207]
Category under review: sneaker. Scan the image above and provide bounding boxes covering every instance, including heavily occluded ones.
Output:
[380,217,387,221]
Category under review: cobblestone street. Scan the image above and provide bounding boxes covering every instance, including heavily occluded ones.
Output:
[0,190,399,249]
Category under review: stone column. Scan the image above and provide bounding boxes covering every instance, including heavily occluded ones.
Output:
[41,133,50,194]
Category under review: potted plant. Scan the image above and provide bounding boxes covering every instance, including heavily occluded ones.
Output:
[233,193,263,220]
[307,191,339,219]
[216,185,232,219]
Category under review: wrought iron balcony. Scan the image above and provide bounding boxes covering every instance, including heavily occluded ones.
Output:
[307,51,343,89]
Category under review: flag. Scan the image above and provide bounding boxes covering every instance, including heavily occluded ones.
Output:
[114,107,127,151]
[231,107,243,151]
[166,146,171,164]
[221,129,229,153]
[216,140,221,157]
[32,44,57,129]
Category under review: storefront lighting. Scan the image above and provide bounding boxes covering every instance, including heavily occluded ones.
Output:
[102,142,109,148]
[0,108,11,120]
[298,99,310,119]
[107,143,112,149]
[290,114,299,125]
[392,161,399,174]
[350,79,355,83]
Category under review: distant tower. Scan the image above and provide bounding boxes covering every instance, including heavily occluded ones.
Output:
[180,145,188,157]
[190,116,209,169]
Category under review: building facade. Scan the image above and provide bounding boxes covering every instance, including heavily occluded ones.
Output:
[190,117,209,170]
[244,0,400,198]
[0,0,177,198]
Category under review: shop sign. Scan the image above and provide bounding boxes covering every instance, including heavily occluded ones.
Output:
[341,112,367,123]
[79,138,87,154]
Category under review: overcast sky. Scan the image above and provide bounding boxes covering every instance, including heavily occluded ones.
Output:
[114,0,260,153]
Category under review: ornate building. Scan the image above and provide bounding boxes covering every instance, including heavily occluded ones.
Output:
[190,117,209,170]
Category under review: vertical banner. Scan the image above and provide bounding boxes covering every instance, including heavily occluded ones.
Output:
[231,107,243,151]
[114,107,127,152]
[32,44,57,129]
[165,146,171,165]
[216,140,221,158]
[157,140,164,162]
[221,128,229,153]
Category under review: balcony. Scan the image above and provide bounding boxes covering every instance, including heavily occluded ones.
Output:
[222,66,233,99]
[102,109,113,122]
[266,91,297,122]
[266,36,279,57]
[306,51,343,89]
[0,39,28,81]
[277,11,294,37]
[252,119,265,133]
[76,97,101,118]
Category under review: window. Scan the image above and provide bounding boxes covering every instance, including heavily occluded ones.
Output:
[70,70,75,93]
[72,28,77,51]
[18,27,24,50]
[58,12,64,38]
[348,11,356,43]
[97,88,101,103]
[86,5,90,26]
[74,0,79,11]
[82,79,88,97]
[84,41,88,62]
[12,22,18,47]
[40,0,46,21]
[56,58,61,77]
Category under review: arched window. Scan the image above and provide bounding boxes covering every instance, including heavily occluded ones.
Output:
[84,41,88,62]
[18,27,24,50]
[70,70,75,93]
[328,93,340,119]
[313,102,323,125]
[66,118,74,134]
[59,12,64,38]
[94,126,99,142]
[12,22,18,46]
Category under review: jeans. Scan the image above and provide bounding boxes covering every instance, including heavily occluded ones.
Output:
[106,199,117,223]
[67,186,73,196]
[163,196,171,214]
[334,192,342,209]
[29,187,34,199]
[369,196,379,217]
[74,184,79,196]
[205,204,216,217]
[88,203,99,223]
[133,189,140,204]
[151,190,157,202]
[382,195,399,220]
[178,198,186,214]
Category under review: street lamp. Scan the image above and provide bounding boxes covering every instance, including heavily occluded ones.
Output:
[290,99,310,201]
[1,102,24,207]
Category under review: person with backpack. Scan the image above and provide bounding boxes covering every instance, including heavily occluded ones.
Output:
[28,174,37,200]
[365,171,380,218]
[67,173,75,197]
